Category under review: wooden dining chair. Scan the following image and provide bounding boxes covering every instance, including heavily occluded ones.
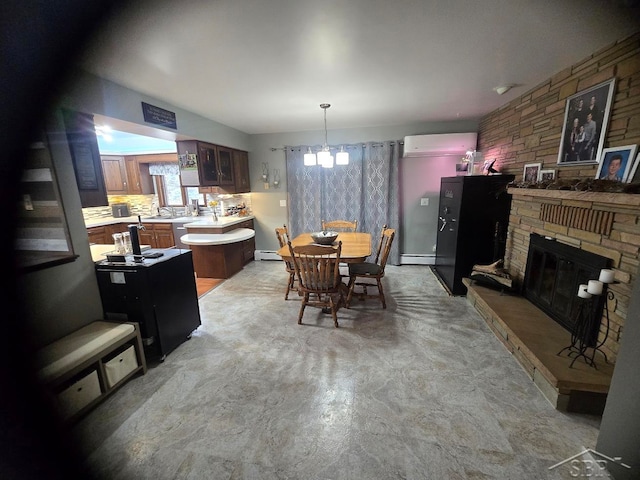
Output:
[346,225,395,309]
[321,219,358,232]
[275,225,296,300]
[287,240,344,327]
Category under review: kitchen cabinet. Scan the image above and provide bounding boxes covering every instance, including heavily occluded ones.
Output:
[101,155,154,195]
[184,219,255,276]
[101,156,128,194]
[197,142,234,187]
[237,219,255,262]
[138,223,175,249]
[87,226,108,245]
[87,224,130,245]
[241,235,255,264]
[125,157,154,194]
[178,140,249,193]
[232,149,250,193]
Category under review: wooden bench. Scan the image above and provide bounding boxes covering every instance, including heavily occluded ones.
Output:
[35,320,147,422]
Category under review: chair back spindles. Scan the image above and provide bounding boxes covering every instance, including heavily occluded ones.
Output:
[345,225,395,309]
[377,227,395,275]
[288,241,344,327]
[321,219,357,232]
[275,225,296,300]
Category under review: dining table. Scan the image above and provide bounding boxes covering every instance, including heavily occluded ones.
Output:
[276,231,372,263]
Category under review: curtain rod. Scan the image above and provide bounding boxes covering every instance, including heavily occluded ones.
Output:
[270,142,402,152]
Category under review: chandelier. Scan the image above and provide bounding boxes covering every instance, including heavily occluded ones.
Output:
[304,103,349,168]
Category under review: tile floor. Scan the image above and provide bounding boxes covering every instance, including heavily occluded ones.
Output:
[70,261,603,479]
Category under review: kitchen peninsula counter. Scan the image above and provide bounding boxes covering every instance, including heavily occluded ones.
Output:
[182,217,255,279]
[180,228,255,246]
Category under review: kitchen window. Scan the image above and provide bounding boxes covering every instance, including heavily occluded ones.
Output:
[149,163,204,207]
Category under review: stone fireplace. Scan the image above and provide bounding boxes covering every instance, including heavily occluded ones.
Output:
[505,188,640,363]
[463,187,639,412]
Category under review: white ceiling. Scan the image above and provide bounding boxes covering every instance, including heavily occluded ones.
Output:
[79,0,640,136]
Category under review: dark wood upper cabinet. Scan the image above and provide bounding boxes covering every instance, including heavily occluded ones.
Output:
[216,146,235,187]
[198,143,220,185]
[232,149,250,193]
[178,140,248,193]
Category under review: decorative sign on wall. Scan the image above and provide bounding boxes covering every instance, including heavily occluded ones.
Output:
[141,102,177,130]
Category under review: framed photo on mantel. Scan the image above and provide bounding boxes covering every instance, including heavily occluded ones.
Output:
[595,145,638,182]
[557,78,615,166]
[523,163,541,183]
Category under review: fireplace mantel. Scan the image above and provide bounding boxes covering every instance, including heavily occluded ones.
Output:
[508,187,640,207]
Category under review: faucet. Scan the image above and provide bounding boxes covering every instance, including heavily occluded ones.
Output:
[158,206,175,217]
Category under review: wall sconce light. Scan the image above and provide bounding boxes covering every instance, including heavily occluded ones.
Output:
[261,162,269,182]
[272,169,281,188]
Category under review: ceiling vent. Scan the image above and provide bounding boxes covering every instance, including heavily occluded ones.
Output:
[402,132,478,157]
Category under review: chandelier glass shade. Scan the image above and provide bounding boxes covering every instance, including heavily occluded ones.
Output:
[336,145,349,165]
[304,147,316,166]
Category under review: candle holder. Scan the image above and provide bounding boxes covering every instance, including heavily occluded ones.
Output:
[557,268,615,369]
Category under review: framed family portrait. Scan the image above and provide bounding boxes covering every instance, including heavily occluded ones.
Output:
[557,78,616,166]
[523,163,542,183]
[596,145,638,182]
[539,169,556,182]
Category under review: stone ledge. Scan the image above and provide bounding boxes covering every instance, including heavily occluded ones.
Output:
[508,187,640,207]
[463,278,614,415]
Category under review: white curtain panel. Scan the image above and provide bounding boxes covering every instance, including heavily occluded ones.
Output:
[285,141,400,265]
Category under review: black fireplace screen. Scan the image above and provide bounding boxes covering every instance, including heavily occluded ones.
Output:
[523,234,610,346]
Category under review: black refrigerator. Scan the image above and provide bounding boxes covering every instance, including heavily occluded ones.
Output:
[95,249,202,361]
[434,175,515,295]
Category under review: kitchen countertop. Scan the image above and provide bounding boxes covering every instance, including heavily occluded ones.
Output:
[183,216,254,228]
[180,228,255,246]
[84,215,254,228]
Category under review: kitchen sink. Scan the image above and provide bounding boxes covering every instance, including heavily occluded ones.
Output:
[142,215,194,220]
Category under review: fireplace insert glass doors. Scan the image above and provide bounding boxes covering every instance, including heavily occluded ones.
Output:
[523,234,610,346]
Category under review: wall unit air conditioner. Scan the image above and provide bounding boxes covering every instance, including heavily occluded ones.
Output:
[402,132,478,157]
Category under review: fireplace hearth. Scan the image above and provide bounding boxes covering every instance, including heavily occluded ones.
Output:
[523,234,611,347]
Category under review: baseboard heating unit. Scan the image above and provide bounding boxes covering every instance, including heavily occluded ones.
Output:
[255,250,281,261]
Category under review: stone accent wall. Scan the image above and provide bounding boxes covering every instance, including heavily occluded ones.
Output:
[477,30,640,365]
[478,31,640,182]
[506,188,640,362]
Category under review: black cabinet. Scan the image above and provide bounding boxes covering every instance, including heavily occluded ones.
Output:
[434,175,515,295]
[95,249,202,360]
